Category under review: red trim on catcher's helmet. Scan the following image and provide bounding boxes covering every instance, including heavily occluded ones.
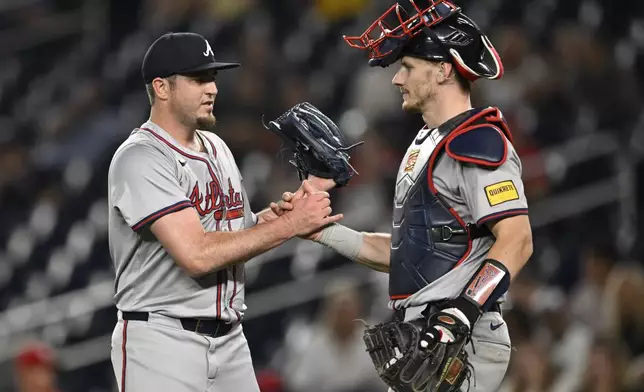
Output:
[343,0,459,60]
[483,35,504,79]
[450,35,504,81]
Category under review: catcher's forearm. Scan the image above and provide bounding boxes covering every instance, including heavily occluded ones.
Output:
[485,215,533,280]
[439,216,533,327]
[316,223,391,272]
[315,225,390,273]
[356,232,391,273]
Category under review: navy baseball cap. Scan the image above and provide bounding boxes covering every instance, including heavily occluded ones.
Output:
[142,32,240,84]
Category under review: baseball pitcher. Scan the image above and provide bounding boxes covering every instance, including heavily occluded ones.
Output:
[107,32,349,392]
[269,1,533,391]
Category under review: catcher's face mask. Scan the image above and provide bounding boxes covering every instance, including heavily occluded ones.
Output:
[343,0,504,81]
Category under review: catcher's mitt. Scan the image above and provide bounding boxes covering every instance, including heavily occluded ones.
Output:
[363,311,473,392]
[264,102,363,187]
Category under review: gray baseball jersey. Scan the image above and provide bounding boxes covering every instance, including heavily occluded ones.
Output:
[108,120,256,321]
[390,124,528,311]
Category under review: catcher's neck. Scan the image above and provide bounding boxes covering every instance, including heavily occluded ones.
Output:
[421,89,472,129]
[149,106,201,151]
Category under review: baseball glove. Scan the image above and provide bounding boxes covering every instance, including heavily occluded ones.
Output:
[363,311,473,392]
[264,102,362,187]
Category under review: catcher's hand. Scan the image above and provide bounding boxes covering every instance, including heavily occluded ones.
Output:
[363,312,472,392]
[264,102,363,187]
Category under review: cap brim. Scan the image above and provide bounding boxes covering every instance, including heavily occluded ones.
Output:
[181,61,241,74]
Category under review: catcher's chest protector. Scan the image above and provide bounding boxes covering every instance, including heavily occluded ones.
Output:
[389,107,511,299]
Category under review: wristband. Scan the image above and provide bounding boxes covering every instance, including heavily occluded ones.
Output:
[442,259,511,327]
[462,258,511,311]
[316,224,364,261]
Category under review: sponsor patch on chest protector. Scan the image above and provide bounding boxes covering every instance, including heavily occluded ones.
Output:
[485,180,519,206]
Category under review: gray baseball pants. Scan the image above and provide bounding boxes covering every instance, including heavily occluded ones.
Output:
[110,311,260,392]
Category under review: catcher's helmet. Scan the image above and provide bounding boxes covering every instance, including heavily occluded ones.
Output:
[343,0,503,81]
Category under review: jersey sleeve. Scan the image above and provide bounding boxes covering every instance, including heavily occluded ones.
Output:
[109,143,192,231]
[459,144,529,226]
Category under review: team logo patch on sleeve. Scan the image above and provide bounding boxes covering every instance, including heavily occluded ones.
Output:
[484,180,519,206]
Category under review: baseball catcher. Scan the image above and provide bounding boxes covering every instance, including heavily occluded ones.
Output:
[268,1,533,391]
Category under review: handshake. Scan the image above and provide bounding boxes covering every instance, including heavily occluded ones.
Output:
[263,177,340,240]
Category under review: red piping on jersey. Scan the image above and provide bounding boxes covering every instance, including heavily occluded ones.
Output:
[445,124,508,168]
[131,200,193,231]
[139,127,219,180]
[141,128,243,219]
[198,132,241,321]
[202,134,218,160]
[216,270,223,318]
[426,137,472,268]
[477,208,529,226]
[121,320,128,392]
[140,127,229,319]
[201,136,245,222]
[230,265,241,321]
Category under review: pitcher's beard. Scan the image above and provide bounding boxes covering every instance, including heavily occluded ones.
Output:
[196,114,217,132]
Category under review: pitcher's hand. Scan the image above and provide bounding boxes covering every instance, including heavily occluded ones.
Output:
[280,180,342,237]
[274,180,336,240]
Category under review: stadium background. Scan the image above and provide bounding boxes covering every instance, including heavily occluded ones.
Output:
[1,0,644,391]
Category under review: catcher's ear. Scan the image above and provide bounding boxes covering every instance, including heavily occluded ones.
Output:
[438,62,458,86]
[436,63,447,84]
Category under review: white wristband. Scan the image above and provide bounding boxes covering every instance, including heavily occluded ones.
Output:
[316,224,364,261]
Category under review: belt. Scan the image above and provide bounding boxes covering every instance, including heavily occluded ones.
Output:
[395,302,502,322]
[122,312,234,338]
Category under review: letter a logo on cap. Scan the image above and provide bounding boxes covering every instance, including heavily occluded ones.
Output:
[203,40,214,57]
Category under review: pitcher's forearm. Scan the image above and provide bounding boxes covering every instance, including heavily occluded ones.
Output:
[254,207,275,225]
[192,217,295,275]
[151,207,297,276]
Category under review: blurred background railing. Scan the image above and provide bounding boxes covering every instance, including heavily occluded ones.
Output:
[1,0,644,391]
